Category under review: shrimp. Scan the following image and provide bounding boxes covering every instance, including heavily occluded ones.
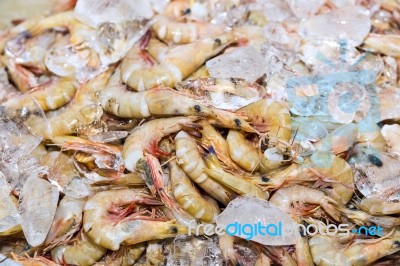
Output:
[310,234,400,266]
[122,116,199,172]
[10,254,59,266]
[45,196,86,248]
[269,185,340,221]
[358,196,400,215]
[203,147,268,199]
[91,172,146,187]
[82,189,187,250]
[99,243,146,266]
[226,130,286,173]
[98,68,215,118]
[21,11,94,45]
[176,77,266,111]
[2,77,77,112]
[175,130,236,205]
[316,122,386,155]
[237,99,292,148]
[381,124,400,154]
[1,56,38,92]
[339,206,400,228]
[164,0,191,20]
[169,159,220,223]
[262,152,354,205]
[0,193,22,236]
[27,70,111,139]
[151,15,224,44]
[120,33,234,91]
[363,33,400,57]
[51,232,107,266]
[219,235,245,266]
[198,121,248,176]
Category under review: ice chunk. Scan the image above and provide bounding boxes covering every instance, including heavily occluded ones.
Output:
[259,0,293,22]
[45,43,106,82]
[166,235,223,266]
[287,0,325,18]
[19,176,59,247]
[93,20,150,65]
[298,7,371,46]
[0,107,47,191]
[0,254,21,266]
[216,196,300,245]
[206,46,266,82]
[74,0,153,27]
[291,117,328,142]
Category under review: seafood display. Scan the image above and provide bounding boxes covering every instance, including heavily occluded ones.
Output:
[1,0,400,265]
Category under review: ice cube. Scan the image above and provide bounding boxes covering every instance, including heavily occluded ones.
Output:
[287,0,325,18]
[93,20,150,65]
[74,0,153,27]
[19,176,59,247]
[216,196,300,246]
[45,43,106,82]
[298,7,371,46]
[206,46,266,82]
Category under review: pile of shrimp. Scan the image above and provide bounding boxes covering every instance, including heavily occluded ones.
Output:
[1,0,400,265]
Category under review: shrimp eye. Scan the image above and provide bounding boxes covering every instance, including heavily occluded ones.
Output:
[194,105,201,112]
[214,38,222,46]
[394,240,400,247]
[182,8,191,15]
[170,226,178,234]
[368,154,383,167]
[261,176,269,182]
[234,118,241,127]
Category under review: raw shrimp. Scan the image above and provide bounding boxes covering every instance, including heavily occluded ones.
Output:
[99,68,215,118]
[262,152,354,205]
[175,130,235,205]
[164,0,191,20]
[219,235,244,266]
[310,234,400,266]
[269,185,340,221]
[100,243,146,266]
[363,33,400,57]
[316,122,386,155]
[226,130,285,173]
[358,196,400,215]
[1,56,38,92]
[27,70,111,139]
[204,147,268,199]
[22,11,94,45]
[82,189,187,250]
[151,15,224,44]
[138,154,195,227]
[176,77,266,111]
[0,193,22,236]
[2,77,77,112]
[339,206,400,228]
[91,171,146,187]
[120,33,234,91]
[51,232,107,266]
[122,116,198,172]
[45,196,86,247]
[169,159,220,223]
[381,124,400,154]
[198,121,248,176]
[237,99,292,148]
